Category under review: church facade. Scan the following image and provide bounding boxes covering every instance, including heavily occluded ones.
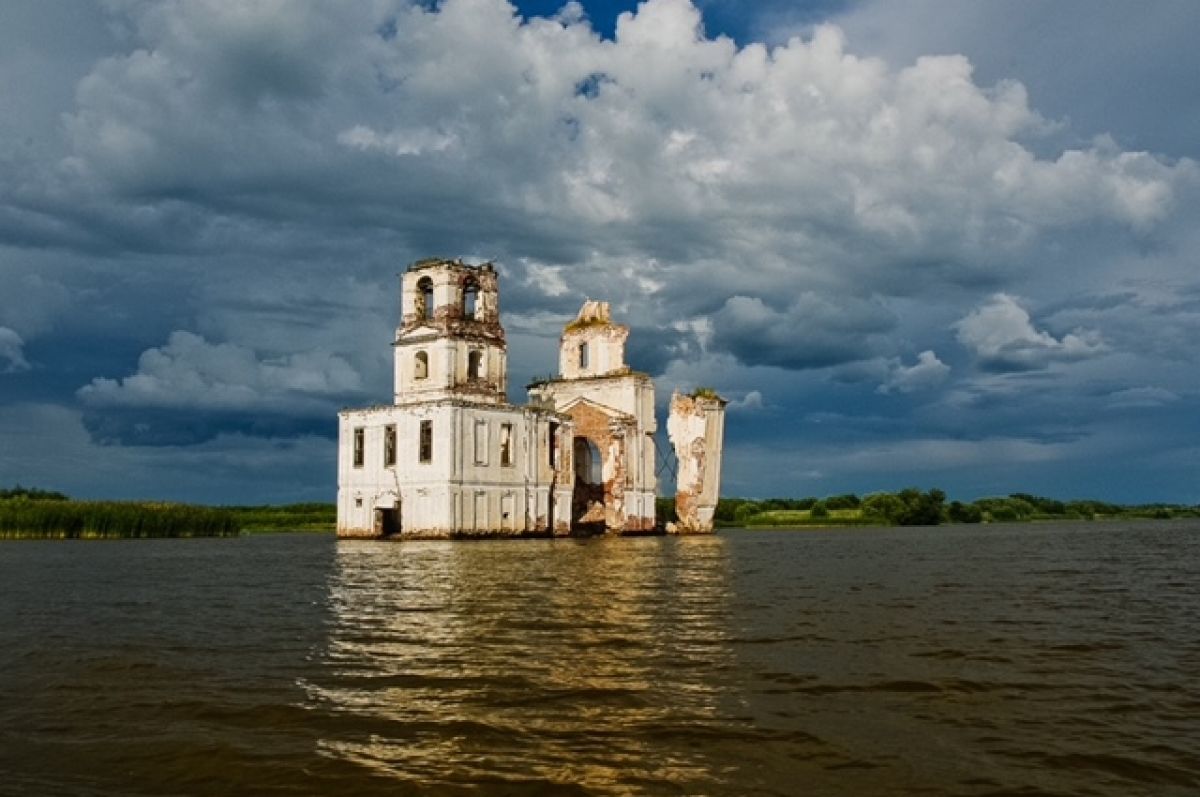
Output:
[336,258,723,539]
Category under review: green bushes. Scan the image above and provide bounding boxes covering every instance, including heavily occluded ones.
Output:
[0,499,239,538]
[715,489,1200,528]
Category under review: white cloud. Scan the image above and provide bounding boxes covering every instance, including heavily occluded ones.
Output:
[524,263,570,297]
[0,327,30,372]
[77,330,361,412]
[955,293,1106,371]
[56,0,1194,276]
[726,389,764,412]
[877,350,949,394]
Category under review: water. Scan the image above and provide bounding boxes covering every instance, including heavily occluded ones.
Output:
[1,522,1197,796]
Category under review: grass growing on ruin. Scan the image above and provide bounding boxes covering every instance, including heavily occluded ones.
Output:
[0,499,239,539]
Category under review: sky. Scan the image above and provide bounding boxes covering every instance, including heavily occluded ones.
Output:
[1,0,1198,505]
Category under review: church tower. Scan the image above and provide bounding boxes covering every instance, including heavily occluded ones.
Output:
[394,259,506,405]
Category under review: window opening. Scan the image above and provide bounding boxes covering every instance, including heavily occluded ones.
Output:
[383,425,396,468]
[417,276,434,321]
[573,436,602,484]
[414,350,429,380]
[419,420,432,463]
[463,278,479,320]
[548,422,560,468]
[467,350,482,380]
[353,427,365,468]
[578,342,589,369]
[500,423,513,466]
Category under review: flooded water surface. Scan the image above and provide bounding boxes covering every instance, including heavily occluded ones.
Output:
[1,522,1198,795]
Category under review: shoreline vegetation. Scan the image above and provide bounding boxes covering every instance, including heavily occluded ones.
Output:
[696,490,1200,529]
[0,486,333,539]
[2,486,1197,539]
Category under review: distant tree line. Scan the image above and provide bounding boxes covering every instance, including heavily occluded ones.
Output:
[0,484,69,501]
[712,489,1200,527]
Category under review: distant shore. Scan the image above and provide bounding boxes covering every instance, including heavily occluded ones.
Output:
[4,486,1197,539]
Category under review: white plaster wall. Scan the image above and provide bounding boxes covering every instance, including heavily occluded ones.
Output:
[338,402,568,537]
[394,337,506,404]
[559,326,629,379]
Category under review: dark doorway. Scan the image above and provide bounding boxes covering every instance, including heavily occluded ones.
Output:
[375,506,401,537]
[571,436,605,534]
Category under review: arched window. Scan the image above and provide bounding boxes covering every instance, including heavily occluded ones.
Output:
[414,350,428,380]
[578,342,589,369]
[467,350,482,380]
[573,437,602,484]
[462,278,479,320]
[417,276,434,321]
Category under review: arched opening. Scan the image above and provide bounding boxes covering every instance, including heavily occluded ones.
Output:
[462,278,479,320]
[467,350,482,380]
[571,436,605,534]
[578,342,589,369]
[417,276,434,321]
[414,350,429,380]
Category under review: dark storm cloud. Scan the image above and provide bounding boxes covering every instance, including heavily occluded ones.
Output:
[710,294,896,370]
[81,406,336,447]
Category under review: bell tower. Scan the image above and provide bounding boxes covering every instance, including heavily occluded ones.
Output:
[394,258,507,405]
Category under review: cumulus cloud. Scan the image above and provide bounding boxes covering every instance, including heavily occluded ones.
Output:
[50,1,1193,271]
[955,293,1106,371]
[0,327,30,372]
[876,350,949,394]
[76,330,364,444]
[79,330,361,411]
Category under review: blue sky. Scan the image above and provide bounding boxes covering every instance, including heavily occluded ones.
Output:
[1,0,1198,504]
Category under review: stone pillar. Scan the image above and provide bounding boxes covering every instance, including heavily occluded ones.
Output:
[666,390,727,533]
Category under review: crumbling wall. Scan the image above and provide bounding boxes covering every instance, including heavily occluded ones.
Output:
[666,391,726,534]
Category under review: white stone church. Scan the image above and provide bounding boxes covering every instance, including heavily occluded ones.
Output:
[336,257,723,539]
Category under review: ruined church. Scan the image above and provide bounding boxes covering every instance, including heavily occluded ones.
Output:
[336,258,725,539]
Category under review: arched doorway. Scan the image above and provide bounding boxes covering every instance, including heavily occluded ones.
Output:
[571,436,605,534]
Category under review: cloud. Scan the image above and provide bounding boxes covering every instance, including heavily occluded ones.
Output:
[726,389,764,412]
[79,330,361,411]
[876,350,949,394]
[76,330,363,444]
[955,293,1106,372]
[0,327,31,372]
[710,293,895,370]
[1106,386,1181,410]
[44,1,1192,270]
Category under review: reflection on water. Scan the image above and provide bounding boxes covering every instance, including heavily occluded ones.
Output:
[1,523,1198,796]
[309,536,736,793]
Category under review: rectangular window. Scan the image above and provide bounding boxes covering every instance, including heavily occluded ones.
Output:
[474,420,488,465]
[499,423,513,467]
[548,422,559,468]
[352,427,364,468]
[383,425,396,468]
[419,420,432,463]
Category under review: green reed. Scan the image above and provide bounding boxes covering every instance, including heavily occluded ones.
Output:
[222,503,335,533]
[0,499,240,539]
